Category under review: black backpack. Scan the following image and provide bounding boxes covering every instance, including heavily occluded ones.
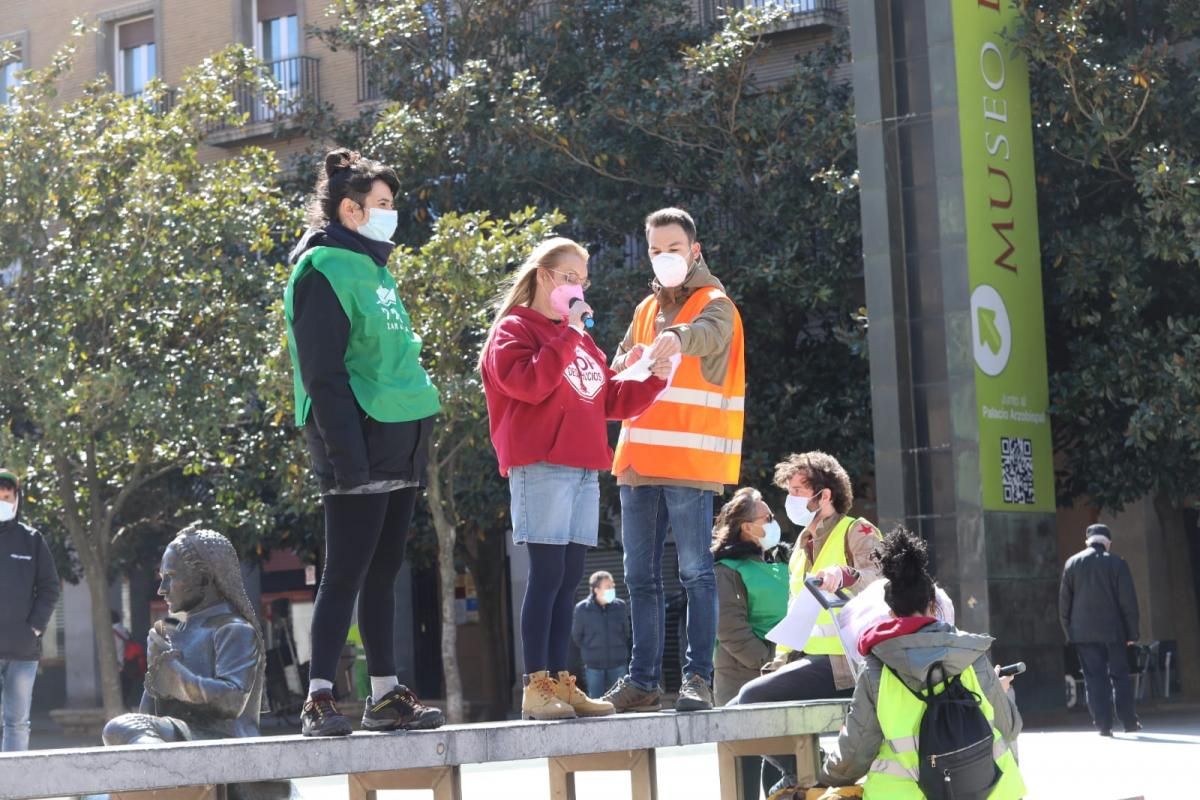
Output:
[902,662,1002,800]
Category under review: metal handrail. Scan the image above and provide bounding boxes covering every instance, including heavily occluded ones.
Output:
[211,55,320,132]
[699,0,839,28]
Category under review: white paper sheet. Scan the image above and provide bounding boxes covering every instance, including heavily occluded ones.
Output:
[612,350,657,382]
[765,588,823,652]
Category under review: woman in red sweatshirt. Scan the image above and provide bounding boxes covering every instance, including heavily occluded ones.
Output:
[480,237,669,721]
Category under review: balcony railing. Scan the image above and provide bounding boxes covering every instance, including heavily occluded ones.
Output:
[699,0,840,29]
[209,55,320,137]
[123,87,177,115]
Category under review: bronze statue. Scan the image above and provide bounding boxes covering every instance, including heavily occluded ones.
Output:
[103,524,265,745]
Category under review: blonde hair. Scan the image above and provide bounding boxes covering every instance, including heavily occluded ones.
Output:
[478,237,589,370]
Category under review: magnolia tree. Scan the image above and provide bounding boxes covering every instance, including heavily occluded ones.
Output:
[0,34,298,716]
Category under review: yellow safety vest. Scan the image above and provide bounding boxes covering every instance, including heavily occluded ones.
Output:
[865,664,1027,799]
[780,516,874,656]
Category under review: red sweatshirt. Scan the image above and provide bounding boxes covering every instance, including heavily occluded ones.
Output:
[482,305,667,476]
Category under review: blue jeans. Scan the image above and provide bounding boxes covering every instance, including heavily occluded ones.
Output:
[584,666,625,699]
[620,485,717,689]
[0,659,38,752]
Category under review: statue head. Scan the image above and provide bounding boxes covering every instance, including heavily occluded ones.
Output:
[158,524,260,635]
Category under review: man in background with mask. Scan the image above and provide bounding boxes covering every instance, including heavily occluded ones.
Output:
[606,207,746,713]
[572,571,632,700]
[0,468,60,752]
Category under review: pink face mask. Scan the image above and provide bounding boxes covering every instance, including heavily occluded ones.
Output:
[550,283,584,317]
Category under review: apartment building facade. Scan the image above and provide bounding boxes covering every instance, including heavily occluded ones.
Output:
[2,1,847,142]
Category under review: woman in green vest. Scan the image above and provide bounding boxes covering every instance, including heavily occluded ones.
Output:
[712,487,791,798]
[284,149,444,737]
[713,487,790,703]
[819,528,1026,798]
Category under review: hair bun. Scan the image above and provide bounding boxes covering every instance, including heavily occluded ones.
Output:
[878,527,929,583]
[324,148,360,178]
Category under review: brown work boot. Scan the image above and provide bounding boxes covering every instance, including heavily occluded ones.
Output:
[522,670,576,721]
[600,675,663,713]
[554,671,615,717]
[675,673,714,711]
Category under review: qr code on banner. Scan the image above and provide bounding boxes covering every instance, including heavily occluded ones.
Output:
[1001,437,1035,505]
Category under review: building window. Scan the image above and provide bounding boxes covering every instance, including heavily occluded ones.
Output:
[115,16,156,97]
[1,258,21,286]
[255,0,301,103]
[1,51,21,107]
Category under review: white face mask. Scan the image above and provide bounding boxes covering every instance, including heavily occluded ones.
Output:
[758,520,781,550]
[785,494,816,528]
[651,252,689,288]
[357,208,399,243]
[0,500,16,522]
[601,588,616,604]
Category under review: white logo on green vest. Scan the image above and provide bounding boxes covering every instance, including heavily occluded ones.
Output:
[376,285,402,329]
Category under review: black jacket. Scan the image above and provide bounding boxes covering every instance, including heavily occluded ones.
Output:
[1059,543,1139,644]
[571,596,630,670]
[0,513,61,660]
[290,224,433,492]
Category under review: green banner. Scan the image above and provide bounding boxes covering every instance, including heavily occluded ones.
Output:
[953,0,1054,512]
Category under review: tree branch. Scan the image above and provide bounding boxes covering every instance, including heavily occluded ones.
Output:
[104,459,179,540]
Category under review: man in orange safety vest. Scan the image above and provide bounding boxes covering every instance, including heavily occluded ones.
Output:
[603,208,746,714]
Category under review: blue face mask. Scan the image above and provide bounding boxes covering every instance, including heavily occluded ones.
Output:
[601,588,616,604]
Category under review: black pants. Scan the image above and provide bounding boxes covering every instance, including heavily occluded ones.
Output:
[728,655,853,786]
[522,542,588,674]
[309,488,417,683]
[1076,642,1137,731]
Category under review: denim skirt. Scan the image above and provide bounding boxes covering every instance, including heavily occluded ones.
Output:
[508,461,600,546]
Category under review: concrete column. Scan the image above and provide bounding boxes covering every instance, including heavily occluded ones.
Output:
[850,0,1063,709]
[507,535,530,683]
[63,579,99,708]
[393,561,416,687]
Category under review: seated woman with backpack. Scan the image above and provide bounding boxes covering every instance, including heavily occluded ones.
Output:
[819,528,1026,799]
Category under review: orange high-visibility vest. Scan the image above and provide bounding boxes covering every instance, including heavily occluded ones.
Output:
[612,286,746,485]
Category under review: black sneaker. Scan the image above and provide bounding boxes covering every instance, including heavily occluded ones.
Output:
[1099,728,1113,737]
[1124,720,1143,734]
[362,686,446,732]
[675,673,714,711]
[301,690,353,737]
[601,675,663,713]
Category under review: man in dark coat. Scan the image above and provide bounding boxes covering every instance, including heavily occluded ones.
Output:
[0,468,61,752]
[571,571,631,699]
[1059,523,1141,736]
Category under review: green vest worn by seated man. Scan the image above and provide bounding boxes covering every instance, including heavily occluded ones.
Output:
[284,246,441,426]
[716,558,790,641]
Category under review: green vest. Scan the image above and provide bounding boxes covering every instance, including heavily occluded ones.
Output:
[284,246,441,426]
[716,558,790,641]
[865,664,1027,799]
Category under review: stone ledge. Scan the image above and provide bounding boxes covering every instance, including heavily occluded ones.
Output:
[48,707,108,738]
[0,700,848,800]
